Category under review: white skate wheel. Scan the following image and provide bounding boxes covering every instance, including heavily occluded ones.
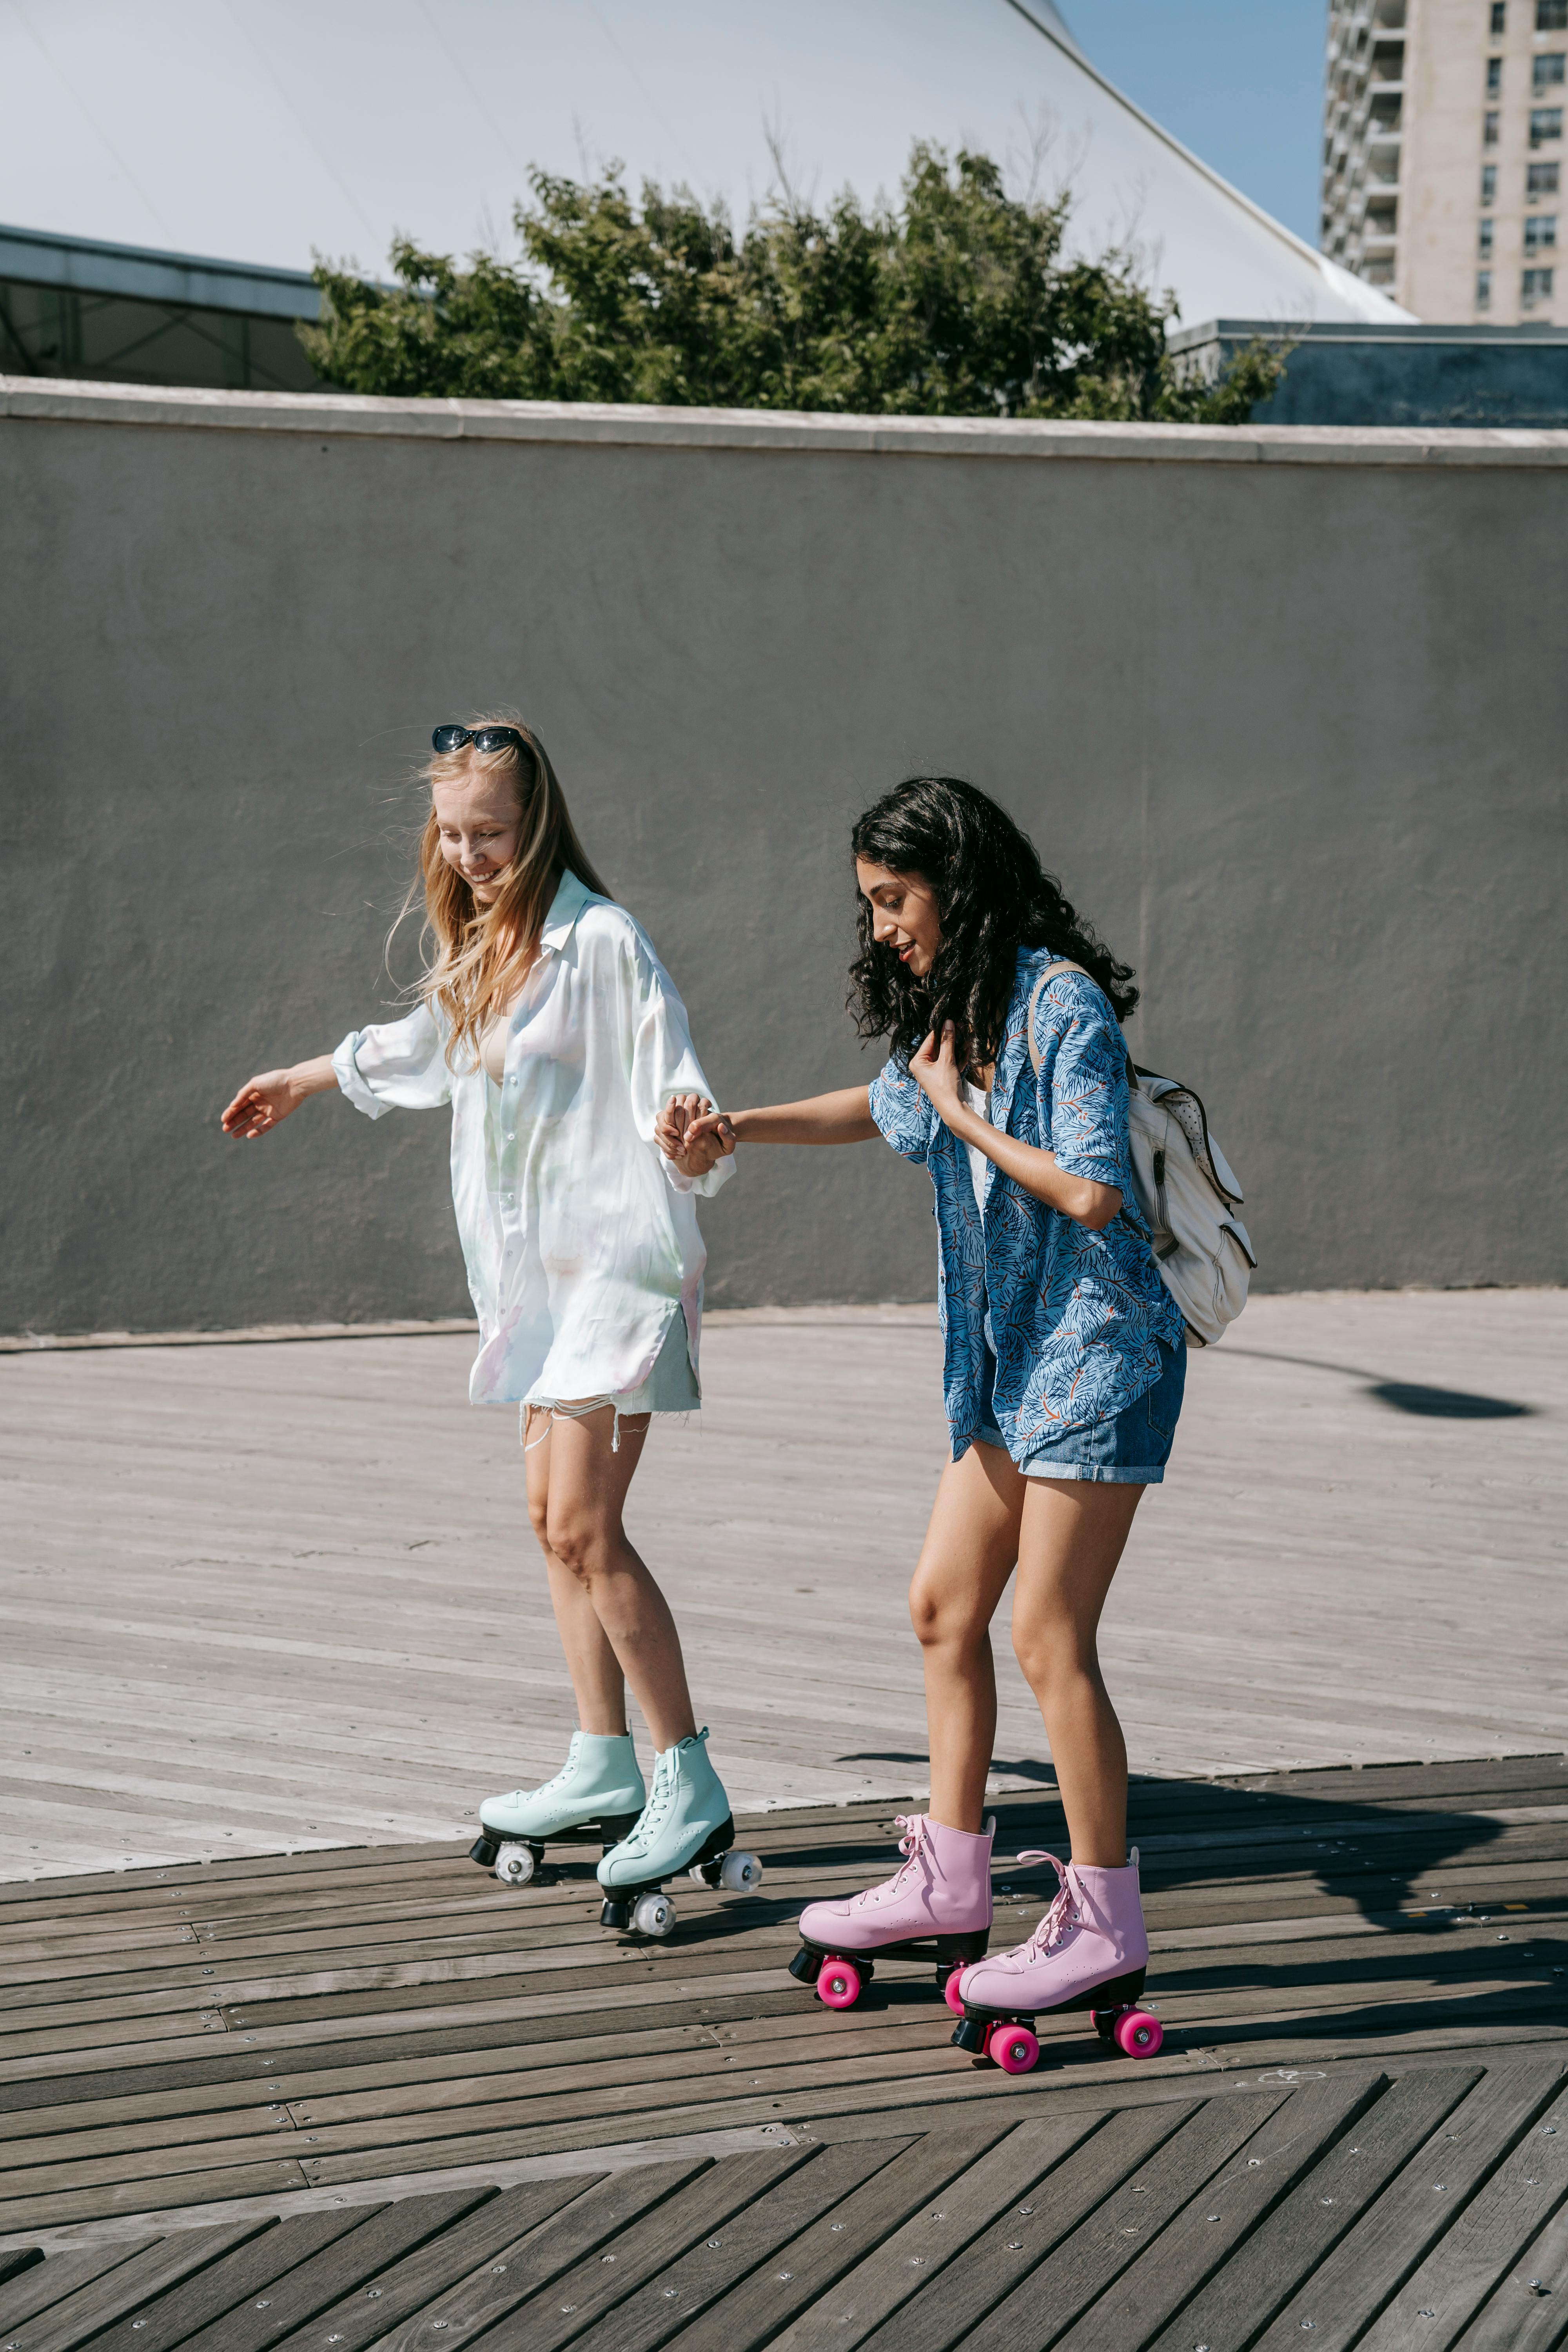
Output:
[719,1850,762,1893]
[493,1842,535,1887]
[633,1891,675,1937]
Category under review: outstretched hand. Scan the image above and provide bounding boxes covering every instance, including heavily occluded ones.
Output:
[221,1071,301,1140]
[909,1022,965,1116]
[656,1093,737,1177]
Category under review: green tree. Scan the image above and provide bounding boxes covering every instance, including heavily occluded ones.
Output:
[302,144,1284,423]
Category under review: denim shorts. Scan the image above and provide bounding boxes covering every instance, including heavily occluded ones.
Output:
[975,1336,1186,1485]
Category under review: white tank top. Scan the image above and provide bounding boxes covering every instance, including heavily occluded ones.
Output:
[964,1080,991,1216]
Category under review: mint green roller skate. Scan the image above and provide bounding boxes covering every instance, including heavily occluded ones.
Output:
[595,1728,763,1937]
[471,1731,646,1887]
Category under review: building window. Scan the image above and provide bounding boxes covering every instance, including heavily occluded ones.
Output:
[1487,55,1504,94]
[1482,162,1499,200]
[1521,264,1556,298]
[1477,268,1494,304]
[1492,0,1506,27]
[1535,53,1567,88]
[1486,109,1502,142]
[1538,0,1568,27]
[1479,216,1496,253]
[1528,158,1563,191]
[1525,212,1559,246]
[1532,107,1565,141]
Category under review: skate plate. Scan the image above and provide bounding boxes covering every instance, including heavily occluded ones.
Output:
[469,1813,642,1880]
[788,1927,991,2008]
[599,1815,763,1936]
[950,1967,1161,2068]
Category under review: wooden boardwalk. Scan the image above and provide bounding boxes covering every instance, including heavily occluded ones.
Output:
[2,1754,1565,2347]
[2,1290,1565,1880]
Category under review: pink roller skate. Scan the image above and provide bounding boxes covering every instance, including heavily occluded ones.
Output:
[788,1813,994,2010]
[949,1847,1163,2074]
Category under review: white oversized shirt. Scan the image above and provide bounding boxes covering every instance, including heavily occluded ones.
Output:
[332,871,732,1407]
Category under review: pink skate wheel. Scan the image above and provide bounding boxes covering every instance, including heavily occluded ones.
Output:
[944,1967,967,2016]
[990,2023,1040,2075]
[1114,2008,1163,2058]
[817,1957,862,2009]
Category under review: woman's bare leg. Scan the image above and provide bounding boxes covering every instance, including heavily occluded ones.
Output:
[1010,1481,1145,1867]
[525,1405,697,1753]
[523,1407,631,1736]
[908,1442,1026,1834]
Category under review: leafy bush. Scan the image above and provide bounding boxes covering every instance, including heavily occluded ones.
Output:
[303,144,1284,423]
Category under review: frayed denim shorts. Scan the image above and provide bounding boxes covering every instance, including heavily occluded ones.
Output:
[975,1335,1186,1485]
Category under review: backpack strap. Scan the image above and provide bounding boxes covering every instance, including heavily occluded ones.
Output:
[1025,960,1087,1077]
[1027,959,1140,1092]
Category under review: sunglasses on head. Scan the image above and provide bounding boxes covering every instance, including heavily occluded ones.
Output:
[432,724,528,755]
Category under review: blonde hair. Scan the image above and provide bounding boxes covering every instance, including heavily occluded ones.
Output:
[399,716,610,1070]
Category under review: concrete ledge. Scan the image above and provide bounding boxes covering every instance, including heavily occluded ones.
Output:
[5,374,1568,464]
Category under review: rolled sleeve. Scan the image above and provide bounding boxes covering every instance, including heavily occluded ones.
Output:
[625,930,736,1201]
[332,1002,452,1118]
[1035,978,1128,1187]
[869,1056,936,1166]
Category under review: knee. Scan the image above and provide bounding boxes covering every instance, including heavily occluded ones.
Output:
[544,1512,609,1582]
[1013,1619,1094,1694]
[527,1494,552,1550]
[909,1575,985,1656]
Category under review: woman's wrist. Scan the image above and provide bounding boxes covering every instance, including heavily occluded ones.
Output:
[290,1056,341,1103]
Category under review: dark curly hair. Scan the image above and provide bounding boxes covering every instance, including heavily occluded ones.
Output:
[848,775,1138,1068]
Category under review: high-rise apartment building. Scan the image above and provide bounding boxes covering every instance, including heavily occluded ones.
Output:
[1323,0,1563,321]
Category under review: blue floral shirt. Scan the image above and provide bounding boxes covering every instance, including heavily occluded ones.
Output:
[870,946,1185,1462]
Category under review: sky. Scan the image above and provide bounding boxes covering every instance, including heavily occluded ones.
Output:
[1071,0,1327,246]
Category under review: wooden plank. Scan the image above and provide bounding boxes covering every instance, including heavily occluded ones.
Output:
[1356,2076,1568,2350]
[1250,2060,1568,2349]
[727,2114,1102,2352]
[0,2244,42,2289]
[0,2236,156,2334]
[1051,2071,1388,2352]
[1454,2190,1568,2350]
[352,2155,719,2352]
[539,2139,908,2352]
[79,2207,384,2352]
[258,2174,591,2352]
[162,2185,493,2352]
[385,2148,810,2352]
[0,2160,313,2232]
[4,2218,275,2352]
[673,2112,1158,2352]
[1143,2068,1485,2352]
[954,2091,1288,2352]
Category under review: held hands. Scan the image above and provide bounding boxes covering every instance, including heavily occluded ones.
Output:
[220,1071,303,1140]
[909,1022,965,1117]
[656,1093,737,1177]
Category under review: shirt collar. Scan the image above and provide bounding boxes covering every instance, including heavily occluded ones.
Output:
[538,868,596,955]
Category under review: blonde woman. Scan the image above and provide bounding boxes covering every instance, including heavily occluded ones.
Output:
[221,720,758,1935]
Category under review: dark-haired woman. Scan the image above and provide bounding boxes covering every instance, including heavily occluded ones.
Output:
[661,776,1185,2043]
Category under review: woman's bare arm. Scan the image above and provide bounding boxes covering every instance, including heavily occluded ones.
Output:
[220,1055,339,1139]
[725,1088,878,1146]
[655,1086,877,1175]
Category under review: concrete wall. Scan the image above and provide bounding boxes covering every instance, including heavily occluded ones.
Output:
[2,382,1564,1336]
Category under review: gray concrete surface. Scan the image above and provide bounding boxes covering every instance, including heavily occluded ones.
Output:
[1,382,1565,1334]
[0,1289,1563,1878]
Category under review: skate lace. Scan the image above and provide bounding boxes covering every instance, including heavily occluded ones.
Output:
[854,1814,931,1909]
[1014,1851,1081,1959]
[624,1754,674,1853]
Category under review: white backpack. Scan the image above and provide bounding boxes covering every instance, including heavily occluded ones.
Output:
[1027,961,1255,1346]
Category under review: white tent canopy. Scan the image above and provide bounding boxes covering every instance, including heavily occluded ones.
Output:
[1,0,1406,332]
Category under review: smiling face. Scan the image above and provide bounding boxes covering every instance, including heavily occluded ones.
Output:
[432,764,524,906]
[856,858,943,978]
